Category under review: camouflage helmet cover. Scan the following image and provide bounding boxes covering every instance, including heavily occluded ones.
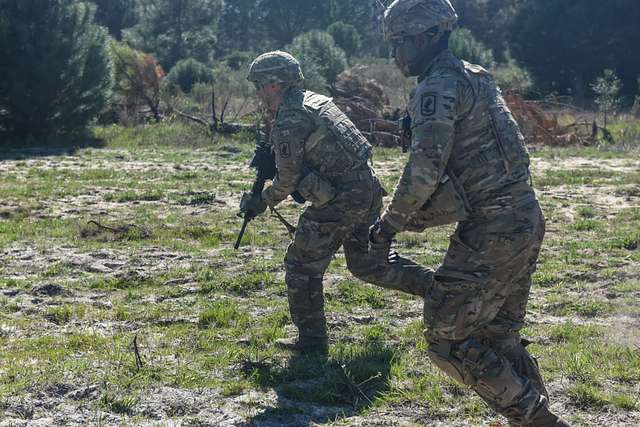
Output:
[384,0,458,39]
[247,51,304,86]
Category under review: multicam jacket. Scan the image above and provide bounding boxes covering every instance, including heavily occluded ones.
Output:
[382,49,534,232]
[262,89,372,207]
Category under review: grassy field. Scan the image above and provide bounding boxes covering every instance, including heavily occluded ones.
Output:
[1,122,639,426]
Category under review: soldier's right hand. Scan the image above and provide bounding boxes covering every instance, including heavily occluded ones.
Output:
[368,218,395,265]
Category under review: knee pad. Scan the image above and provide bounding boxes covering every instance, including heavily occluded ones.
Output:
[498,339,549,401]
[427,336,530,409]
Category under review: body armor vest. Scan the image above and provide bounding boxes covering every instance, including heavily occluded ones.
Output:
[301,92,372,179]
[447,61,531,206]
[407,55,534,231]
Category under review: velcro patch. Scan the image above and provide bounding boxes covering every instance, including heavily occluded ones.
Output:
[279,142,291,158]
[421,93,437,117]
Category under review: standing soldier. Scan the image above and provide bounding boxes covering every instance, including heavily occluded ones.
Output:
[369,1,572,426]
[240,51,432,354]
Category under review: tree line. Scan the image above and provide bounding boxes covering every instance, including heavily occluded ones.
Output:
[1,0,639,136]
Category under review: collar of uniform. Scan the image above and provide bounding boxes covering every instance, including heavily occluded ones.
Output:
[417,49,455,83]
[275,87,305,119]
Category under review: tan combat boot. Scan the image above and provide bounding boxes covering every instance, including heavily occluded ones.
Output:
[511,406,573,427]
[275,336,328,355]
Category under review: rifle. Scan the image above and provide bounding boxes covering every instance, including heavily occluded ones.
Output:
[400,112,412,153]
[234,121,298,250]
[234,122,276,250]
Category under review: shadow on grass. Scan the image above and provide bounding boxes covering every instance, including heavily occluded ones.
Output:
[0,131,105,160]
[243,342,396,426]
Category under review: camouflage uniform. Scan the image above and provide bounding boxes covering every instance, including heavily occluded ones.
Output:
[380,1,560,426]
[250,52,432,346]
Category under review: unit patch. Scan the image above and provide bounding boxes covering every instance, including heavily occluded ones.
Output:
[421,93,437,117]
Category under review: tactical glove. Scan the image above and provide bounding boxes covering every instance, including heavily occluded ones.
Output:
[368,218,396,264]
[240,192,267,218]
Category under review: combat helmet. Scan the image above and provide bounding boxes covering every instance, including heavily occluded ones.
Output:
[384,0,458,39]
[247,51,304,86]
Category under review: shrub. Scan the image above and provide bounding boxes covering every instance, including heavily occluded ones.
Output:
[0,0,112,136]
[224,51,254,71]
[327,21,362,57]
[450,28,494,69]
[167,58,214,93]
[632,76,640,117]
[288,30,348,92]
[493,59,534,93]
[591,69,622,128]
[633,96,640,118]
[109,41,165,122]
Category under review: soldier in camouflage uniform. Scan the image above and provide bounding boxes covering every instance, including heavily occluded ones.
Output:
[368,1,572,426]
[242,51,433,353]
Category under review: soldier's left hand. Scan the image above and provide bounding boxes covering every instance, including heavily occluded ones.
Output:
[240,192,267,218]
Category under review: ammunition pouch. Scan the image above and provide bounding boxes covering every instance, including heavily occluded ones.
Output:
[406,172,470,231]
[297,171,337,207]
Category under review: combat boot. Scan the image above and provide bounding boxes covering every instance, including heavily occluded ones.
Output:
[510,405,573,427]
[275,336,328,355]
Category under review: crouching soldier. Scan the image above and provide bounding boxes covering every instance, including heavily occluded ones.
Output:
[240,51,432,354]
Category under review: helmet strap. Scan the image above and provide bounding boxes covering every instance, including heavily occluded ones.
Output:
[394,28,449,77]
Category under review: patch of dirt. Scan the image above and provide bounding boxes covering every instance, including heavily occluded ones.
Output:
[533,157,640,174]
[1,244,200,282]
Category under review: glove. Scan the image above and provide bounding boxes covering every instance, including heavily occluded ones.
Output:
[368,218,396,264]
[240,192,267,218]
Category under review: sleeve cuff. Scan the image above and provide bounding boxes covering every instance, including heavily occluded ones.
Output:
[380,210,406,234]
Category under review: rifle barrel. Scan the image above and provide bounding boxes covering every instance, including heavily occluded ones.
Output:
[234,216,250,250]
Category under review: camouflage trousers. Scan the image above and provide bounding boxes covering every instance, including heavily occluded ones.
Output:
[424,201,548,426]
[284,171,433,340]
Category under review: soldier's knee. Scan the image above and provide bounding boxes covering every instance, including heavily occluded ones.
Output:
[427,335,528,408]
[346,258,376,281]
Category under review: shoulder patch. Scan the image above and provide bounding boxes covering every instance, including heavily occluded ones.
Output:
[421,93,437,117]
[279,142,291,159]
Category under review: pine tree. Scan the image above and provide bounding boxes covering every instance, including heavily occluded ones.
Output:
[124,0,223,70]
[591,69,622,129]
[92,0,137,40]
[0,0,112,136]
[288,31,348,92]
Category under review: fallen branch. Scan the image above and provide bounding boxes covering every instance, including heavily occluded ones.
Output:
[86,220,151,238]
[174,110,257,135]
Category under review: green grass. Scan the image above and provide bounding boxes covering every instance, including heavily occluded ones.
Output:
[1,122,639,425]
[198,300,250,329]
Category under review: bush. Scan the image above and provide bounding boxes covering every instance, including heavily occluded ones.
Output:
[327,22,362,58]
[224,51,254,71]
[493,59,534,94]
[109,41,165,122]
[633,96,640,117]
[0,0,112,136]
[633,76,640,117]
[167,58,214,93]
[166,63,255,122]
[591,69,622,128]
[288,30,348,92]
[450,28,494,69]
